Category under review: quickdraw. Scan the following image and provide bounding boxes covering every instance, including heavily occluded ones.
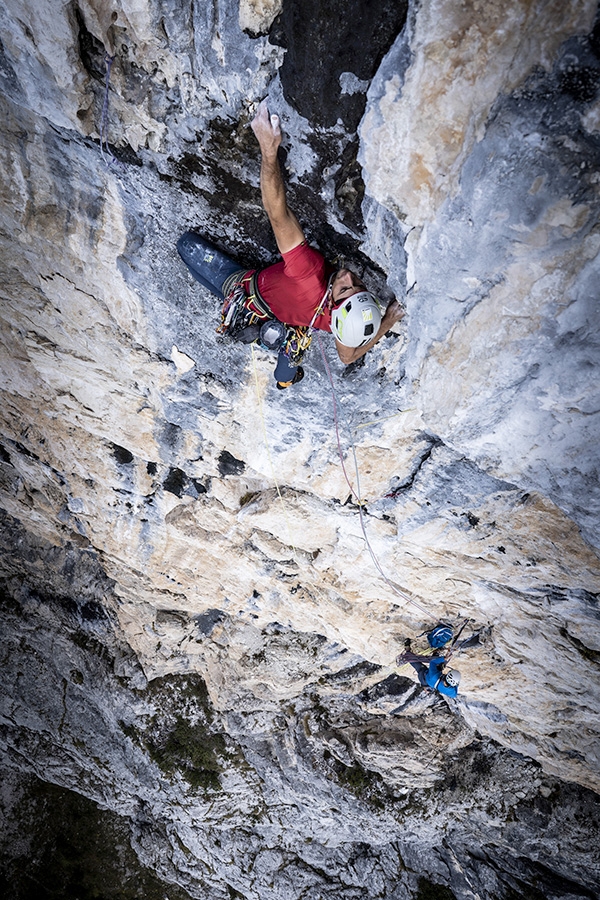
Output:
[281,325,312,367]
[217,270,271,336]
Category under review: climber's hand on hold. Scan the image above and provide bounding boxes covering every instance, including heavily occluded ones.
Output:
[382,300,404,329]
[251,99,282,161]
[335,298,405,365]
[250,98,304,254]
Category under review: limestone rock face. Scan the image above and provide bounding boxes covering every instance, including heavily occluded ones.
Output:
[1,1,599,899]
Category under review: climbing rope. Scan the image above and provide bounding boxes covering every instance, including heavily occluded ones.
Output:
[444,619,478,663]
[99,54,125,169]
[315,333,432,620]
[313,338,481,678]
[250,345,336,614]
[250,343,298,555]
[250,333,467,636]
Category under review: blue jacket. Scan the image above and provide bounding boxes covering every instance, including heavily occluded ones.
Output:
[425,656,458,698]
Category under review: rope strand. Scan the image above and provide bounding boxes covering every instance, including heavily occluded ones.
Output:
[316,333,432,619]
[99,54,125,170]
[251,344,298,554]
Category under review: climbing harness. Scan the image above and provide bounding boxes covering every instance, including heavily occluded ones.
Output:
[272,273,338,366]
[281,325,312,367]
[274,275,333,367]
[275,272,336,366]
[218,271,271,336]
[219,270,318,368]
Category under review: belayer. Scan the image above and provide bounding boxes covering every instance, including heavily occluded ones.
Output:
[396,624,462,699]
[177,99,404,389]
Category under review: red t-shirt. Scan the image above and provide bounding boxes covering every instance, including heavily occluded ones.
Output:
[257,242,333,331]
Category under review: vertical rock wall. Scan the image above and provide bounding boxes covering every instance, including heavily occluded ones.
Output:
[360,0,600,545]
[1,1,599,898]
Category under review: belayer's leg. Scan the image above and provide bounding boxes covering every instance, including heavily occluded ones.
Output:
[398,651,429,687]
[409,661,428,686]
[177,232,245,298]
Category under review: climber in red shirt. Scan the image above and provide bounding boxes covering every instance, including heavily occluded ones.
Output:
[177,100,403,388]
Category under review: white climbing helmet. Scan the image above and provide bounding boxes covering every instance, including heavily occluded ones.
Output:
[331,291,383,348]
[445,669,461,687]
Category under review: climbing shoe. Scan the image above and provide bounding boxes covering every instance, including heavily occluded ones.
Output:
[276,366,304,390]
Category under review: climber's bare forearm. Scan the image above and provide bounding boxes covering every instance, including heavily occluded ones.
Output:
[251,99,305,254]
[259,155,305,254]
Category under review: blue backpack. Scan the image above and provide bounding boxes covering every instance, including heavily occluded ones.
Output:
[427,625,453,649]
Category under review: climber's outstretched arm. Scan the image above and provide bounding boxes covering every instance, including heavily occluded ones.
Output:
[251,99,305,255]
